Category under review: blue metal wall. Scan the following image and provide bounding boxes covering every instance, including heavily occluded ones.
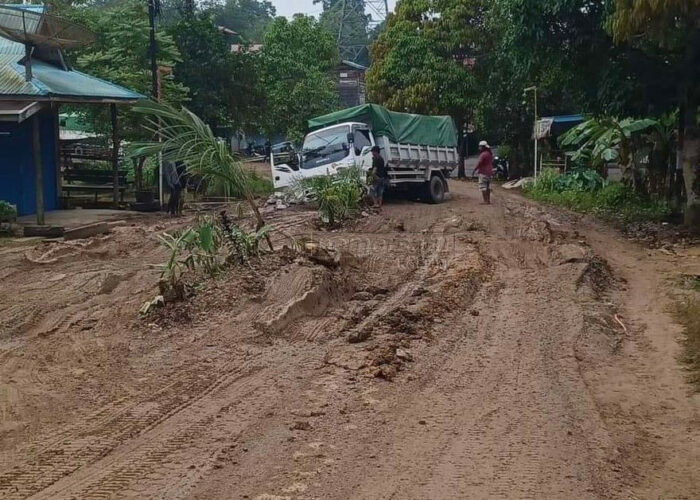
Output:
[0,110,57,216]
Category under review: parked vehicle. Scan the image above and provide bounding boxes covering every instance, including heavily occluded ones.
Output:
[493,155,509,180]
[270,104,459,203]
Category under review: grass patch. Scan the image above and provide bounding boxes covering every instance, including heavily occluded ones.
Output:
[675,296,700,390]
[524,168,671,223]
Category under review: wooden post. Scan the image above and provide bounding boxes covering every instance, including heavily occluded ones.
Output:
[32,113,45,225]
[110,103,119,207]
[52,103,61,197]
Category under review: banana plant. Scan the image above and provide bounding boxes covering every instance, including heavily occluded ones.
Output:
[559,116,657,189]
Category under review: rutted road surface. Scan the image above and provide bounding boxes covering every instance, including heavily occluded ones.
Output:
[1,182,698,499]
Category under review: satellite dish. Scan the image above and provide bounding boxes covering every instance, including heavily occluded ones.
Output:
[0,5,96,81]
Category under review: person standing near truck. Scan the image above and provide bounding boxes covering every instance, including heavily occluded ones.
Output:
[472,140,493,205]
[164,161,182,216]
[370,145,389,210]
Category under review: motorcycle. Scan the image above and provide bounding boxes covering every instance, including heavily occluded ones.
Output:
[493,156,509,181]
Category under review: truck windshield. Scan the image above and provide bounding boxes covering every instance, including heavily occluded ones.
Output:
[301,126,351,169]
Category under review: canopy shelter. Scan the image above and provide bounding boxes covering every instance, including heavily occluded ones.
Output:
[0,4,144,226]
[534,114,584,140]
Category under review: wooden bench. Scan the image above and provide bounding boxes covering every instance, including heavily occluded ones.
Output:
[62,167,130,203]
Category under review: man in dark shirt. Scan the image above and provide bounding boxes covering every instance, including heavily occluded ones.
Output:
[370,145,389,209]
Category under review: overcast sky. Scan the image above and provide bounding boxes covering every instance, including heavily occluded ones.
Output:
[271,0,397,20]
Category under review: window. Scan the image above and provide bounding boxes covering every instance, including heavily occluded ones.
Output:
[301,126,351,170]
[354,128,372,155]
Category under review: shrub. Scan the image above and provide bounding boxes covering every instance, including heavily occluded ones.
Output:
[155,216,225,301]
[524,168,670,222]
[0,200,17,220]
[220,210,270,263]
[300,167,366,225]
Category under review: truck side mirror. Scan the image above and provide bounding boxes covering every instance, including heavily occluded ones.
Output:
[347,132,355,144]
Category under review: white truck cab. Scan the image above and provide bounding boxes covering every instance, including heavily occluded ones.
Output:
[271,122,374,189]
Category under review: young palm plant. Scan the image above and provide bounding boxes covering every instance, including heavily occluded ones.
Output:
[130,100,273,250]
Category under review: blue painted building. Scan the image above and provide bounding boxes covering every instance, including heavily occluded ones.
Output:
[0,4,143,220]
[0,104,57,216]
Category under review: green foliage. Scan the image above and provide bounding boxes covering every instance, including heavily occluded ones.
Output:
[64,0,188,141]
[131,101,274,249]
[367,0,476,118]
[228,225,270,262]
[219,210,270,262]
[184,216,225,275]
[154,216,230,303]
[257,16,340,140]
[157,228,198,289]
[131,101,257,200]
[168,12,263,130]
[607,0,698,48]
[525,168,671,222]
[0,200,17,219]
[300,167,366,225]
[559,117,657,168]
[211,0,276,42]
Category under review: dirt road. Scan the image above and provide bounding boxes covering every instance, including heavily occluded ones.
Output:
[1,182,698,499]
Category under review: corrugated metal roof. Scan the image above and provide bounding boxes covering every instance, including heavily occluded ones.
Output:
[0,53,144,101]
[0,4,41,55]
[0,54,39,94]
[32,59,144,100]
[0,5,143,102]
[0,49,144,101]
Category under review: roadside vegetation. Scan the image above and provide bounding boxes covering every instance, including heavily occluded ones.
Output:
[524,169,671,223]
[143,213,271,312]
[0,200,16,221]
[299,167,367,226]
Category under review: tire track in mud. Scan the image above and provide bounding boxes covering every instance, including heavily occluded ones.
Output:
[33,364,271,500]
[0,353,265,499]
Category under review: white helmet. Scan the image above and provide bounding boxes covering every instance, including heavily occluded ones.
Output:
[479,140,490,148]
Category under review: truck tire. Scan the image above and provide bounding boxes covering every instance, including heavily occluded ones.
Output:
[427,175,446,204]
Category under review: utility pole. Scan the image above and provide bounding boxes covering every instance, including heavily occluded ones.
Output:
[147,0,163,208]
[524,86,538,178]
[147,0,159,101]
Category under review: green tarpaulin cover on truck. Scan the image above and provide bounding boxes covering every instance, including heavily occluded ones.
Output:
[308,104,458,148]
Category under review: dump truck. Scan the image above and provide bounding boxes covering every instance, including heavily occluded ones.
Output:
[270,104,460,203]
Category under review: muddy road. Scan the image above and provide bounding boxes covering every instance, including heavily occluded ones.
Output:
[1,182,698,499]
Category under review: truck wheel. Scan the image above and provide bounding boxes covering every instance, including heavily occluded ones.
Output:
[427,175,446,204]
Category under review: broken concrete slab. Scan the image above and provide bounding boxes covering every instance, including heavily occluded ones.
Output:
[23,225,64,238]
[63,222,111,241]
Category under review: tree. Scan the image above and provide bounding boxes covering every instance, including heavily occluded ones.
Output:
[210,0,276,42]
[257,16,339,141]
[65,0,189,140]
[366,1,481,175]
[608,0,700,230]
[367,1,477,116]
[168,13,262,131]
